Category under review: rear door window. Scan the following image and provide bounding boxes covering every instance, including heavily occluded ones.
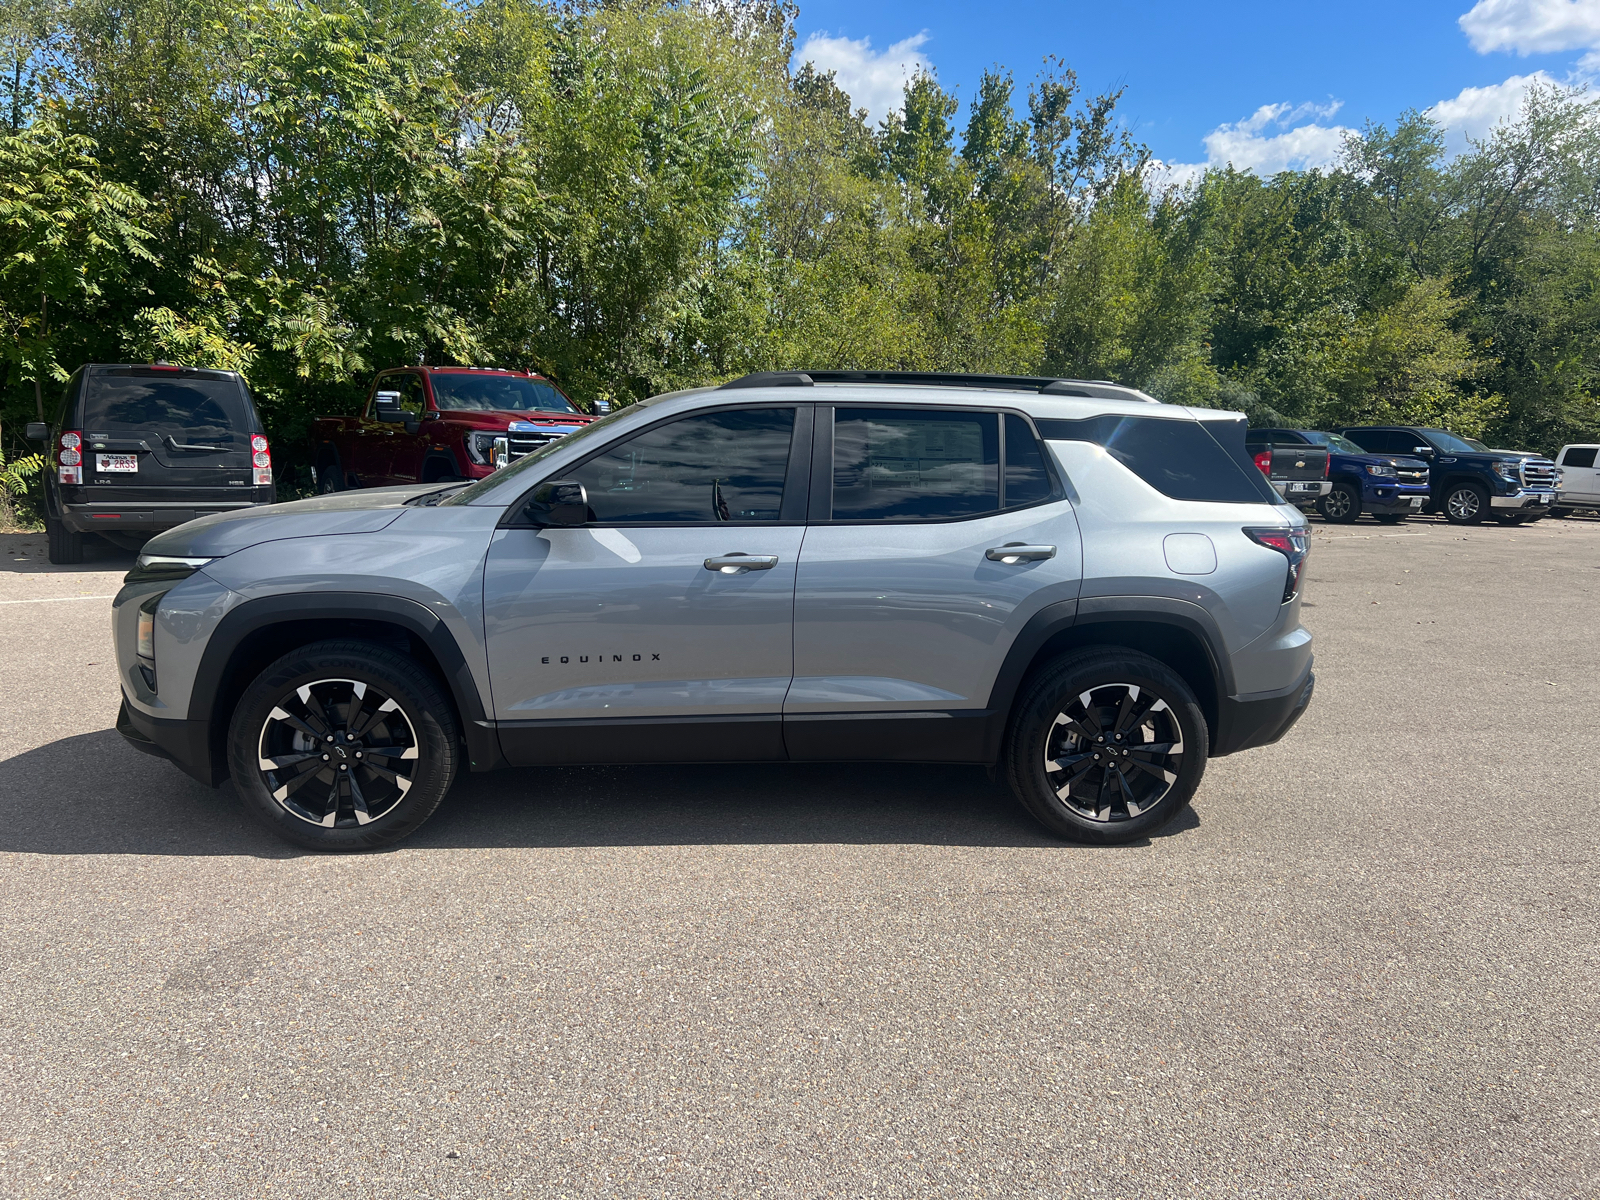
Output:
[1036,414,1277,504]
[831,408,999,521]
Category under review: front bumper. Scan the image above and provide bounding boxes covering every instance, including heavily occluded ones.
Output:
[1365,486,1430,514]
[1212,666,1315,757]
[117,696,226,786]
[1490,488,1557,510]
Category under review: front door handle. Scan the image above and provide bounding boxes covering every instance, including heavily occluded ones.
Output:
[986,543,1056,564]
[704,553,780,574]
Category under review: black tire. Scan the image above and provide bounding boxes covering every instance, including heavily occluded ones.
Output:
[1443,481,1489,525]
[315,452,344,494]
[227,640,460,851]
[1372,513,1407,524]
[1004,648,1208,844]
[1317,481,1361,524]
[46,516,84,564]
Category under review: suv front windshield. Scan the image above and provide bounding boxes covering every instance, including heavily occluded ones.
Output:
[1300,431,1366,454]
[429,373,578,414]
[1419,428,1480,454]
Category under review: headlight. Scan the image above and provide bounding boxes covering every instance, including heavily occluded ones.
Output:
[125,554,213,585]
[464,431,502,465]
[136,596,158,660]
[1494,460,1521,481]
[1364,463,1397,477]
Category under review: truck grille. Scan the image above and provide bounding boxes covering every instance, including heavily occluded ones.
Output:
[1520,458,1558,488]
[1395,465,1429,485]
[507,422,583,461]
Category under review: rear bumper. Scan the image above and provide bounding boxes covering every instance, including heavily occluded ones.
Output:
[1273,480,1331,501]
[1490,489,1556,510]
[1212,666,1315,757]
[62,499,272,535]
[117,696,226,786]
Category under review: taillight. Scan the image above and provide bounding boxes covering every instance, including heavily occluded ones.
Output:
[1253,450,1272,476]
[58,431,82,484]
[251,435,272,486]
[1244,526,1310,603]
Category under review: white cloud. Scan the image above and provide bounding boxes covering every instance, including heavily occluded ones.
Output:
[1152,101,1353,186]
[796,31,932,124]
[1459,0,1600,55]
[1429,70,1557,149]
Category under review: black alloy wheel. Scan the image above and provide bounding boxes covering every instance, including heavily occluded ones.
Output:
[1006,648,1208,843]
[1444,482,1488,525]
[1317,482,1360,524]
[228,640,458,850]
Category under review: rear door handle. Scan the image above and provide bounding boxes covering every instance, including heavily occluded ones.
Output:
[704,553,780,574]
[986,543,1056,564]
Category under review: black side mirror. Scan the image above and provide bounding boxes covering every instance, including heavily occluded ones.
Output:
[526,479,588,526]
[25,422,48,441]
[593,400,612,415]
[373,390,403,420]
[1412,446,1433,457]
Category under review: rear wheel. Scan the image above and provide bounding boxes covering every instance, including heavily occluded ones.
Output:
[1317,482,1360,523]
[45,516,84,565]
[1005,648,1208,844]
[315,453,344,494]
[1444,482,1489,525]
[227,640,459,851]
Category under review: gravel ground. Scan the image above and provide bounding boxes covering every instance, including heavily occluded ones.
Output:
[0,516,1596,1199]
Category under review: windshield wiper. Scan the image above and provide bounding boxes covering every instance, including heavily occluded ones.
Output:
[164,434,232,453]
[407,482,472,507]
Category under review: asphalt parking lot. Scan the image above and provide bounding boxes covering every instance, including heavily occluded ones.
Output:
[0,516,1596,1199]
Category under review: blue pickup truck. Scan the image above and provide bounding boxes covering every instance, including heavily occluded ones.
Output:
[1246,428,1431,523]
[1340,425,1558,525]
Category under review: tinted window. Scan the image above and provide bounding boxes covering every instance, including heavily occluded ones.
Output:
[1037,415,1277,504]
[372,373,425,418]
[81,370,251,441]
[832,408,999,521]
[1300,431,1366,454]
[1418,428,1481,454]
[1562,446,1598,467]
[430,373,577,414]
[1246,429,1307,447]
[1344,429,1406,454]
[571,408,794,523]
[1004,414,1056,507]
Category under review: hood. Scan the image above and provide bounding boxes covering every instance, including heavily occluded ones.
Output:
[142,484,434,559]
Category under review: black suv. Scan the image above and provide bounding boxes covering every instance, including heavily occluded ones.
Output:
[28,364,276,563]
[1339,426,1558,525]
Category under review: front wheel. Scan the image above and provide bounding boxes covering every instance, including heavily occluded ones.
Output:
[1004,648,1208,844]
[1444,482,1489,525]
[1317,482,1360,524]
[227,640,460,850]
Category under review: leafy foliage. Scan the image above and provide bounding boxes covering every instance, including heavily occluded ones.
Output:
[2,0,1600,465]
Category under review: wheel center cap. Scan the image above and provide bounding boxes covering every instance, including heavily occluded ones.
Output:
[334,745,349,760]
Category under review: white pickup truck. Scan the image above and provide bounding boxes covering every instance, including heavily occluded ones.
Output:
[1552,444,1598,515]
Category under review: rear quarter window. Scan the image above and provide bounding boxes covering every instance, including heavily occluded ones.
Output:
[1038,414,1278,504]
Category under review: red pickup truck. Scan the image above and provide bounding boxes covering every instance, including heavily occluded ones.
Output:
[311,366,597,491]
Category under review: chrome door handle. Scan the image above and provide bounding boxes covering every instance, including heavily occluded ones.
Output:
[986,543,1056,564]
[704,553,779,574]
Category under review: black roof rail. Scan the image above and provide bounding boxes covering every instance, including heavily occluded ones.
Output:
[717,370,1158,402]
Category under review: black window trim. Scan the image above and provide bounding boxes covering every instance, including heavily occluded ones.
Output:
[500,401,814,529]
[810,403,1066,526]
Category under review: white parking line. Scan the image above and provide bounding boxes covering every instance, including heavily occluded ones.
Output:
[0,594,117,605]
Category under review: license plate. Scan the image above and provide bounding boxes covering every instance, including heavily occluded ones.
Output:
[1410,497,1426,509]
[1287,482,1317,494]
[96,454,138,473]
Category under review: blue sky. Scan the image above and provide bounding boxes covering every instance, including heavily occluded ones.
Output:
[793,0,1600,174]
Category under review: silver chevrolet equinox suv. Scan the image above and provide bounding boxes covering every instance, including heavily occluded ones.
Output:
[113,371,1315,850]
